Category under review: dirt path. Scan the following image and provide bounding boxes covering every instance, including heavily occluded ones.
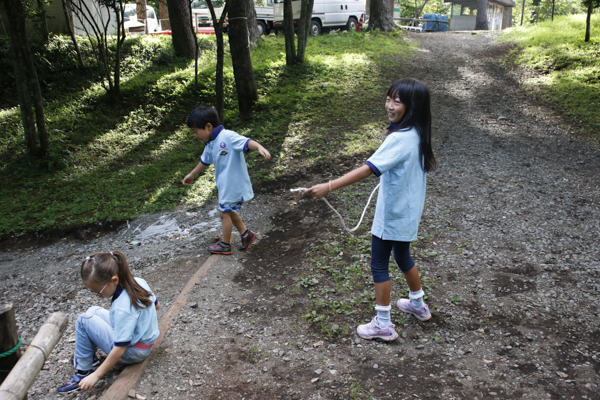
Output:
[1,31,600,400]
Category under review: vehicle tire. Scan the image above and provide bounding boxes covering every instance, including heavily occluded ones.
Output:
[310,19,321,36]
[257,21,267,35]
[346,17,358,31]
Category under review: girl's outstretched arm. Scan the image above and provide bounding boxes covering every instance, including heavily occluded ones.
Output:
[78,345,127,390]
[304,165,373,200]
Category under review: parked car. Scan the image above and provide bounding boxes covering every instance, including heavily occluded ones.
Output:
[255,0,276,35]
[191,0,226,27]
[124,3,161,33]
[273,0,365,35]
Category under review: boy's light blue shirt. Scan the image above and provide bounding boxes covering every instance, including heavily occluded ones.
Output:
[200,126,254,204]
[110,277,159,347]
[365,127,427,242]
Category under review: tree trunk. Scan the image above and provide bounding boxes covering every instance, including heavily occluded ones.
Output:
[585,3,592,42]
[0,304,21,385]
[416,0,429,19]
[167,0,196,58]
[3,0,48,158]
[369,0,395,32]
[245,0,260,45]
[36,0,49,41]
[207,0,230,121]
[112,2,126,100]
[283,0,295,65]
[159,0,170,29]
[475,0,488,30]
[296,0,314,63]
[60,0,86,68]
[228,0,258,115]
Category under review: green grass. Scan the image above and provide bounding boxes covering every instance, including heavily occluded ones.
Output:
[499,14,600,136]
[0,30,413,238]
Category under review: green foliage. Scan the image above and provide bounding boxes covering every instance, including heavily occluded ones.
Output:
[512,0,585,24]
[500,15,600,136]
[0,30,413,238]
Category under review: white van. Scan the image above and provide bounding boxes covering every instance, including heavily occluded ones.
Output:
[72,2,160,35]
[124,3,161,33]
[273,0,365,35]
[191,0,226,27]
[255,0,275,35]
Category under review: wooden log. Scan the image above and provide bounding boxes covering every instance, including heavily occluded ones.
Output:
[0,304,21,384]
[0,312,68,400]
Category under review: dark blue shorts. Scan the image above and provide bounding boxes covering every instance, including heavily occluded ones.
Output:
[370,235,415,283]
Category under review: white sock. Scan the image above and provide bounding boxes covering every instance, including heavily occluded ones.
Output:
[410,289,425,308]
[375,304,391,326]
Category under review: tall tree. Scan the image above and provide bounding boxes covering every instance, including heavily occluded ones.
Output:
[583,0,600,42]
[207,0,230,121]
[70,0,127,99]
[245,0,260,45]
[283,0,295,65]
[369,0,395,31]
[295,0,314,63]
[1,0,48,157]
[228,0,258,114]
[475,0,489,30]
[60,0,86,67]
[282,0,314,65]
[167,0,196,58]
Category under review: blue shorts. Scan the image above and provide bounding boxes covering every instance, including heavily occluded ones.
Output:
[219,201,243,212]
[370,235,415,283]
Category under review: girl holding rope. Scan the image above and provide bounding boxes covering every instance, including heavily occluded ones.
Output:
[304,78,436,341]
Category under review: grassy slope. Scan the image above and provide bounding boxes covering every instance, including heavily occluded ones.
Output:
[499,15,600,136]
[0,31,413,238]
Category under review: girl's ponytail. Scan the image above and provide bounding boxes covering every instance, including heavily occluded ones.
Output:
[81,251,152,309]
[111,250,152,309]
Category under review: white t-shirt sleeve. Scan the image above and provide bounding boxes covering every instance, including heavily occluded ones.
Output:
[200,144,213,165]
[229,132,251,153]
[366,134,411,176]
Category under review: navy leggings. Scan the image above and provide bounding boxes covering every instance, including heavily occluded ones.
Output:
[371,235,415,283]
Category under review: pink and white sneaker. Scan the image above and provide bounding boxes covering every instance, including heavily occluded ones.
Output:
[356,317,398,341]
[397,299,431,321]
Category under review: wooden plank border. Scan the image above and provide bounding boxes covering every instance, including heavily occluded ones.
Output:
[99,254,220,400]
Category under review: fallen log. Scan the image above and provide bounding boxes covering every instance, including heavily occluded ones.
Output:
[0,312,68,400]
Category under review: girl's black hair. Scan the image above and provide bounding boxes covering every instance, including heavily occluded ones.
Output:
[81,251,152,309]
[187,106,220,129]
[387,78,436,173]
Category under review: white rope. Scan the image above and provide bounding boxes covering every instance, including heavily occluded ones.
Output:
[291,183,379,233]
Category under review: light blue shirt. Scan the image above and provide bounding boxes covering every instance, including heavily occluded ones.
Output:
[110,278,159,347]
[366,127,427,242]
[200,127,254,204]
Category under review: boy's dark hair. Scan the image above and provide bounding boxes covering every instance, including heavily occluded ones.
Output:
[387,78,436,173]
[187,106,220,129]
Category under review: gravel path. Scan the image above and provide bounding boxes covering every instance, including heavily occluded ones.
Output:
[1,31,599,400]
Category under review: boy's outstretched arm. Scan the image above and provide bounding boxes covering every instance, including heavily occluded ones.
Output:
[78,345,127,390]
[304,165,373,200]
[247,140,271,160]
[182,161,208,185]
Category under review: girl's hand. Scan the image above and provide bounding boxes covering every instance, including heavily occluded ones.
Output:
[258,146,271,161]
[78,371,101,391]
[303,183,330,200]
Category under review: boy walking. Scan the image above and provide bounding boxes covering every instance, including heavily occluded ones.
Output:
[182,106,271,254]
